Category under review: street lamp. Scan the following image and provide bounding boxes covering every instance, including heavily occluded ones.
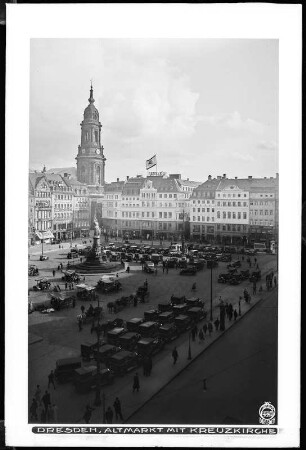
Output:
[187,332,192,360]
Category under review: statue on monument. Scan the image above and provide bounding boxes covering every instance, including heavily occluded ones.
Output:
[93,215,101,238]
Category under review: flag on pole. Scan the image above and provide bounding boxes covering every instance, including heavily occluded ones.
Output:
[146,154,157,170]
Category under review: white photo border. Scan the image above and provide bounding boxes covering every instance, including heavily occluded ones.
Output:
[5,3,301,447]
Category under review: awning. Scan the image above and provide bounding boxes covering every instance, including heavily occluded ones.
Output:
[36,230,54,240]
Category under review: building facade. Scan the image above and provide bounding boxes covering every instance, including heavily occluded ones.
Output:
[76,85,106,186]
[63,175,90,238]
[29,173,53,241]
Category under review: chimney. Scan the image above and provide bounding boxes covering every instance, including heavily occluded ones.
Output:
[117,178,119,182]
[127,176,129,181]
[208,175,212,180]
[235,176,238,179]
[248,176,252,179]
[217,176,221,180]
[63,173,71,179]
[222,174,227,179]
[264,177,267,179]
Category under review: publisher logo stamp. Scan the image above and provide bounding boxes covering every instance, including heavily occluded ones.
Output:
[259,402,276,425]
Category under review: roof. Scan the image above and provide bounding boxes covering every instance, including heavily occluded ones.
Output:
[150,177,181,193]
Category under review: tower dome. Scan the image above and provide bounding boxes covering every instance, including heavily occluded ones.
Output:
[83,84,99,120]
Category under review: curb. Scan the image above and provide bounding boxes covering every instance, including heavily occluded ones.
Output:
[124,288,276,424]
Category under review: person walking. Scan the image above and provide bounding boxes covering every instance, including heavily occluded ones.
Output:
[34,384,42,405]
[83,405,95,424]
[53,269,56,277]
[78,316,83,331]
[203,323,208,335]
[105,406,114,424]
[42,390,51,414]
[133,296,138,308]
[208,321,213,336]
[172,347,178,365]
[234,309,238,321]
[214,317,220,331]
[81,305,85,315]
[113,398,123,422]
[48,370,56,390]
[65,282,68,290]
[133,373,140,392]
[30,398,38,421]
[198,329,204,343]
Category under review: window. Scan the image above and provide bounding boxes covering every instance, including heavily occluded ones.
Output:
[260,210,263,215]
[238,202,241,207]
[202,208,205,212]
[164,212,167,218]
[198,208,201,213]
[243,202,247,207]
[223,212,226,219]
[233,202,236,207]
[168,212,172,218]
[243,212,247,220]
[270,210,273,215]
[233,212,236,219]
[238,212,241,219]
[265,210,268,215]
[207,208,210,212]
[217,211,221,219]
[228,212,231,219]
[228,202,231,207]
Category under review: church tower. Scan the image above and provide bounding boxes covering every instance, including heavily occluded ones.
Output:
[76,84,106,185]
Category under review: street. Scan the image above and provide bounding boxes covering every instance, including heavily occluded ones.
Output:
[28,244,277,424]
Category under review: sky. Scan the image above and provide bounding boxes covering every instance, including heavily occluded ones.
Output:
[30,39,278,182]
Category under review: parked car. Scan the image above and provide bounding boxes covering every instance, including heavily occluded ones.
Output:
[144,261,155,273]
[126,317,144,332]
[158,323,179,342]
[144,309,159,322]
[39,255,49,261]
[227,260,241,269]
[118,332,141,351]
[174,314,192,334]
[138,321,160,338]
[107,327,126,346]
[180,267,197,275]
[157,311,175,325]
[54,357,82,383]
[108,350,139,376]
[74,365,114,393]
[136,337,165,359]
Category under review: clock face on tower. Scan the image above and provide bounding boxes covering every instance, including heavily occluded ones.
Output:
[96,149,100,155]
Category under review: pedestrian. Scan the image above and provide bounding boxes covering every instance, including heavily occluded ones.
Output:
[133,373,140,392]
[203,323,208,335]
[172,347,178,365]
[198,329,204,343]
[144,279,148,290]
[34,384,41,405]
[83,405,94,424]
[48,370,56,390]
[83,276,86,281]
[133,296,138,307]
[228,308,233,321]
[191,282,196,292]
[105,406,114,424]
[208,321,213,336]
[30,398,38,421]
[113,398,123,422]
[81,305,85,314]
[126,266,130,274]
[42,390,51,413]
[214,318,220,331]
[255,257,257,264]
[65,282,68,290]
[53,269,56,277]
[256,263,259,270]
[78,316,83,331]
[80,257,83,263]
[253,283,257,295]
[58,265,60,271]
[116,273,119,278]
[72,297,76,308]
[234,309,238,321]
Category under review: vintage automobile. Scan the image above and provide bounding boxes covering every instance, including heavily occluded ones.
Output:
[189,259,205,271]
[96,276,122,293]
[174,314,192,334]
[170,295,186,305]
[39,255,49,261]
[158,302,172,313]
[228,274,242,285]
[218,273,232,283]
[126,317,144,332]
[33,278,51,291]
[80,340,103,361]
[158,323,179,342]
[54,357,82,383]
[118,332,141,351]
[227,260,241,269]
[249,270,261,282]
[172,303,189,316]
[144,309,159,322]
[93,344,120,364]
[136,337,165,359]
[92,317,124,336]
[50,293,74,311]
[179,267,197,275]
[107,327,126,346]
[157,311,175,325]
[107,350,139,376]
[61,270,80,283]
[136,286,149,302]
[67,252,79,259]
[76,284,97,301]
[144,261,155,273]
[186,306,206,322]
[138,321,160,338]
[28,265,39,277]
[74,364,114,393]
[177,259,188,269]
[185,297,205,308]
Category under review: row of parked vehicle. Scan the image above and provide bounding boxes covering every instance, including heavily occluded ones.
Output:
[218,268,261,285]
[53,297,206,392]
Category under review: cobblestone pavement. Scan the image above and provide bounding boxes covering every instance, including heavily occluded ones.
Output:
[28,246,277,424]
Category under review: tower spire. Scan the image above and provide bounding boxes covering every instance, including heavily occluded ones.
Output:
[89,80,95,104]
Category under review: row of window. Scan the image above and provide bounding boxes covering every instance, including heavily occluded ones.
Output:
[250,220,274,226]
[193,200,214,205]
[250,210,274,216]
[55,194,73,200]
[54,212,72,219]
[36,191,51,197]
[217,201,248,207]
[193,208,215,213]
[54,204,73,210]
[193,216,214,222]
[217,193,247,198]
[216,211,247,220]
[36,211,51,219]
[35,221,52,231]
